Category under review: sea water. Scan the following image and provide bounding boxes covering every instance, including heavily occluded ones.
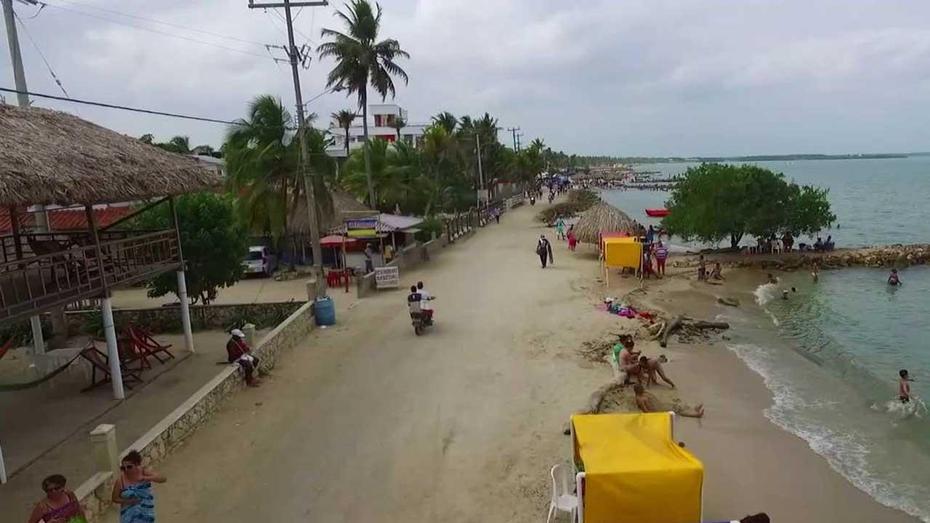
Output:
[602,157,930,520]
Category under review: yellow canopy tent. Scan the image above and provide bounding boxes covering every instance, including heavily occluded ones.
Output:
[570,413,703,523]
[602,237,642,286]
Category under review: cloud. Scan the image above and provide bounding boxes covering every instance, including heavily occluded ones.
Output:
[3,0,930,155]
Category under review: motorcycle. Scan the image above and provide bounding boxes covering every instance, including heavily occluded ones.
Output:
[411,296,435,335]
[530,197,536,206]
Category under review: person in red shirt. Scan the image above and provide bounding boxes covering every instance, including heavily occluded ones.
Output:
[226,329,260,386]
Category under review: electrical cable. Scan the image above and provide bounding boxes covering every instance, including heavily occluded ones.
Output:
[0,87,244,126]
[12,10,70,97]
[37,2,274,60]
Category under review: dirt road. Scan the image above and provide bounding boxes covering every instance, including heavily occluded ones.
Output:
[152,202,614,522]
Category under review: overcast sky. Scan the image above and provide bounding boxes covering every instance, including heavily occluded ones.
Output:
[3,0,930,156]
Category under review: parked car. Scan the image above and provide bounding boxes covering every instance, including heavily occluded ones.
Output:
[242,246,277,276]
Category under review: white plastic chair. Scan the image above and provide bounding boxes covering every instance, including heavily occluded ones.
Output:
[547,463,578,523]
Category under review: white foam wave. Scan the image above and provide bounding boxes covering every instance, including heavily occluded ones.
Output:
[728,343,930,522]
[753,282,779,306]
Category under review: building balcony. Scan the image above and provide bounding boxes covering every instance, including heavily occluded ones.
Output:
[0,230,180,324]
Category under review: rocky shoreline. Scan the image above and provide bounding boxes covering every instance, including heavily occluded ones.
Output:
[672,243,930,271]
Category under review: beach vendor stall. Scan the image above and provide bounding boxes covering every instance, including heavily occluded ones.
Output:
[570,413,703,523]
[602,236,642,285]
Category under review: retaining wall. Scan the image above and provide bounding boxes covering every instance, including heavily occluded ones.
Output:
[75,300,316,521]
[66,301,304,334]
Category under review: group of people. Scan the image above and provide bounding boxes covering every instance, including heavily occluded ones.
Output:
[609,337,704,418]
[553,218,578,251]
[29,451,165,523]
[696,254,724,282]
[640,226,669,278]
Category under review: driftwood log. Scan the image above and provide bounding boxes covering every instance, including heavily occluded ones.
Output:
[659,315,730,347]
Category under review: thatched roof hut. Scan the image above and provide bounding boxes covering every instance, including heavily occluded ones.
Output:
[573,202,641,243]
[0,104,221,206]
[289,189,376,235]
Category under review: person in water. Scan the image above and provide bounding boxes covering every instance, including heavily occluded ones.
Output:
[899,369,913,403]
[811,261,820,283]
[633,384,704,418]
[767,273,778,285]
[888,268,902,286]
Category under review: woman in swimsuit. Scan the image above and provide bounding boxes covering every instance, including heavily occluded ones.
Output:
[28,474,85,523]
[112,450,166,523]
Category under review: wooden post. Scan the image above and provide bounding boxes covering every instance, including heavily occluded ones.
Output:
[8,206,22,260]
[343,236,349,293]
[169,197,194,353]
[85,205,124,400]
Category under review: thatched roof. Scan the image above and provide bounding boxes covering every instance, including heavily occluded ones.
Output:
[290,189,376,235]
[0,104,222,206]
[573,202,641,243]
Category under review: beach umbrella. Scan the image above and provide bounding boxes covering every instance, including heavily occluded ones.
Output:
[573,202,641,244]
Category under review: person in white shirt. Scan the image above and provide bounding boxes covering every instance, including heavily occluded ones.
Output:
[416,281,433,322]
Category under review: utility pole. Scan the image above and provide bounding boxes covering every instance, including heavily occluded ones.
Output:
[475,133,484,209]
[507,126,520,151]
[248,0,328,298]
[3,0,49,355]
[2,0,28,107]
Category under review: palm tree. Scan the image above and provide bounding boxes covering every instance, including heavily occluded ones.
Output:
[318,0,410,209]
[431,111,456,134]
[391,115,406,142]
[331,109,356,157]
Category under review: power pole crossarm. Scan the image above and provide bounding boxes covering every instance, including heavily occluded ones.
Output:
[248,1,327,7]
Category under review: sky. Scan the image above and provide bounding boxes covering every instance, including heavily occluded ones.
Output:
[2,0,930,157]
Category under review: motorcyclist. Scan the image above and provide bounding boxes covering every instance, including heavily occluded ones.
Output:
[416,281,434,324]
[407,285,423,317]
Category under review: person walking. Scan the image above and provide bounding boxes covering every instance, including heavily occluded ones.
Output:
[536,235,553,268]
[112,450,166,523]
[654,240,668,277]
[28,474,86,523]
[555,217,566,240]
[364,243,374,274]
[567,225,577,252]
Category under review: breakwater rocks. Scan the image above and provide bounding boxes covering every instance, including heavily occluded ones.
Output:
[672,244,930,271]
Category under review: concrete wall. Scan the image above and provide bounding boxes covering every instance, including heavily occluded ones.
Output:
[74,301,316,521]
[65,301,304,334]
[356,235,449,298]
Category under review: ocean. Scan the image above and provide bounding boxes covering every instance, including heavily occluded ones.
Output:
[601,157,930,521]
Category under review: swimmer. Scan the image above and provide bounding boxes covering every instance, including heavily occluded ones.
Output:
[782,290,789,300]
[791,287,797,292]
[767,273,778,285]
[811,261,819,283]
[899,369,913,403]
[888,269,902,286]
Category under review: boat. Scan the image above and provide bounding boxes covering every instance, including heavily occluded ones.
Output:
[644,208,670,218]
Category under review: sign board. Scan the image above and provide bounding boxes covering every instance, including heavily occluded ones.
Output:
[375,266,400,289]
[346,217,378,238]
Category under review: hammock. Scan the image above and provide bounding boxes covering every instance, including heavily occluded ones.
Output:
[0,339,13,360]
[0,350,85,392]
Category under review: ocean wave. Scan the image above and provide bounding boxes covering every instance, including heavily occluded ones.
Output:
[753,283,779,306]
[728,343,930,522]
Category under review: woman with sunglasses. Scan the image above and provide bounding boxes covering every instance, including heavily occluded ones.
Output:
[28,474,86,523]
[111,450,166,523]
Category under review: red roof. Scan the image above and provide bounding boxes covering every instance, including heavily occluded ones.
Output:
[0,206,134,234]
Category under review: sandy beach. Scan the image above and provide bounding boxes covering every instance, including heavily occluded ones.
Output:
[125,199,916,522]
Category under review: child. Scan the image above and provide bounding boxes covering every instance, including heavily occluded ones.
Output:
[899,369,913,403]
[888,269,902,286]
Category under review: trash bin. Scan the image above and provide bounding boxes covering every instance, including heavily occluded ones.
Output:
[314,296,336,326]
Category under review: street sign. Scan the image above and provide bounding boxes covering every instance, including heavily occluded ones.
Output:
[375,266,400,289]
[346,217,378,238]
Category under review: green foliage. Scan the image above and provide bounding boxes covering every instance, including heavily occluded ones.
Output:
[133,193,249,304]
[0,317,51,346]
[663,163,835,248]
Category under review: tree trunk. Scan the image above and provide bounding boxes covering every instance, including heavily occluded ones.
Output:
[344,127,350,158]
[730,232,743,250]
[361,88,375,208]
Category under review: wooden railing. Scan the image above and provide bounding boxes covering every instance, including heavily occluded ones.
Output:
[0,230,180,325]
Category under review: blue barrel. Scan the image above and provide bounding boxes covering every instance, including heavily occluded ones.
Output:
[314,296,336,326]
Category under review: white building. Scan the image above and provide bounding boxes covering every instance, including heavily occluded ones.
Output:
[326,104,428,158]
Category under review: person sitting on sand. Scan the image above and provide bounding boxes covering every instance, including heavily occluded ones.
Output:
[639,355,675,388]
[633,383,704,418]
[611,339,642,384]
[888,268,902,286]
[899,369,913,403]
[767,273,778,285]
[710,262,724,281]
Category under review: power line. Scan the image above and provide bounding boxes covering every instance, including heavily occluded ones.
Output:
[12,9,69,97]
[48,0,269,47]
[37,1,274,60]
[0,87,244,126]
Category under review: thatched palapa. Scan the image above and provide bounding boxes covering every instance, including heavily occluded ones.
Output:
[573,202,641,244]
[0,104,222,207]
[289,189,376,235]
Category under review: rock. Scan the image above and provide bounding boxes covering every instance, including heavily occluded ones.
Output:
[717,297,740,307]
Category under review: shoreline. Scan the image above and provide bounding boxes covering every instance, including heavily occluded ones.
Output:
[586,255,921,521]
